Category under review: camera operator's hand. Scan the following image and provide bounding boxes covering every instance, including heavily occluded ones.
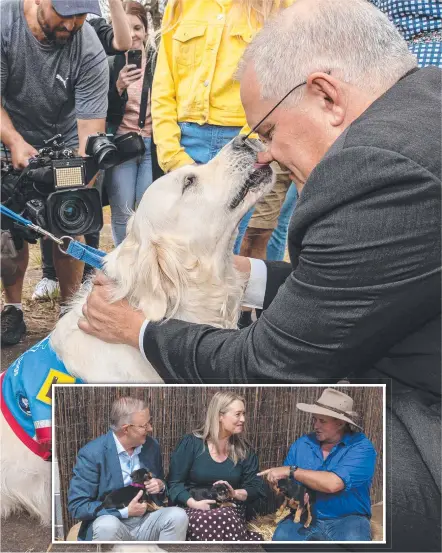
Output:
[10,138,38,169]
[116,64,143,96]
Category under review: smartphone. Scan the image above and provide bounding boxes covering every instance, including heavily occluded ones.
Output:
[127,49,142,69]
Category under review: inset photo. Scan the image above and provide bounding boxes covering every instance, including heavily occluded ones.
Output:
[53,385,385,545]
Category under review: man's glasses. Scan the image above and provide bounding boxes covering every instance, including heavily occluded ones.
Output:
[127,421,152,431]
[243,80,308,141]
[244,71,332,143]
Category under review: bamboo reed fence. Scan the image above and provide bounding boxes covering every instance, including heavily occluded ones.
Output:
[54,385,384,538]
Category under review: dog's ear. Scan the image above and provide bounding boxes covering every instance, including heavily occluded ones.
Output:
[105,219,194,321]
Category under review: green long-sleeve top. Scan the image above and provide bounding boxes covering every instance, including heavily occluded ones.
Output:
[167,434,266,507]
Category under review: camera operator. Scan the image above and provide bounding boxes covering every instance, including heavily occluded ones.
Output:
[1,0,109,346]
[32,1,133,302]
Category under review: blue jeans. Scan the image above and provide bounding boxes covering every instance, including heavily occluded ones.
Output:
[178,122,241,164]
[272,514,371,542]
[106,136,152,246]
[234,183,297,260]
[267,182,297,260]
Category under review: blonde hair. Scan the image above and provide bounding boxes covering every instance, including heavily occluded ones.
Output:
[194,391,249,465]
[161,0,288,35]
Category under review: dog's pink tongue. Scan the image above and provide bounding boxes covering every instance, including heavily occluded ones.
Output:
[254,162,269,168]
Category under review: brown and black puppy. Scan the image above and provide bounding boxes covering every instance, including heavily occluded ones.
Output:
[274,478,315,528]
[95,468,164,515]
[189,483,236,509]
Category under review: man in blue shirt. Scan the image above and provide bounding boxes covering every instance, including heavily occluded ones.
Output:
[68,397,188,541]
[258,389,377,541]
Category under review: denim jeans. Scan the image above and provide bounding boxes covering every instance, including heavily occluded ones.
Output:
[106,136,153,246]
[234,182,297,260]
[178,122,241,164]
[272,514,371,542]
[267,182,297,260]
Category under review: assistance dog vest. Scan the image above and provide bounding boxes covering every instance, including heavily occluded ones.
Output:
[1,336,83,460]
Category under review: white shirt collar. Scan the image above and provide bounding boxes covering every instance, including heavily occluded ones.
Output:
[112,432,143,457]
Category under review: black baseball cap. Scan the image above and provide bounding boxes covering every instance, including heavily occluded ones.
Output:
[51,0,102,17]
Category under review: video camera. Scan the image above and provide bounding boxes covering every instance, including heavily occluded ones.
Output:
[1,132,145,244]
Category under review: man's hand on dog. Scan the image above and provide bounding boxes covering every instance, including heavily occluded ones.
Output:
[127,491,148,517]
[233,255,251,278]
[145,478,165,495]
[79,259,251,344]
[258,466,291,483]
[78,272,144,347]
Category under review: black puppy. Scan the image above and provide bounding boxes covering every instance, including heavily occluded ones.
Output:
[94,468,163,515]
[189,483,235,509]
[274,478,315,528]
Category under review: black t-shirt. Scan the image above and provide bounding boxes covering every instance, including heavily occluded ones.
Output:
[88,17,124,56]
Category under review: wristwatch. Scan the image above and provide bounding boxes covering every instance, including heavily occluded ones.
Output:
[289,465,298,477]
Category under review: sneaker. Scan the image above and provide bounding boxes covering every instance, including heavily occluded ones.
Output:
[1,305,27,346]
[31,278,60,301]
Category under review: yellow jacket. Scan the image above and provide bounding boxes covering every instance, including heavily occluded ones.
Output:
[152,0,292,172]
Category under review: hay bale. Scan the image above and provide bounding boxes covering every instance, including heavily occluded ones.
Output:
[247,513,279,541]
[248,506,384,542]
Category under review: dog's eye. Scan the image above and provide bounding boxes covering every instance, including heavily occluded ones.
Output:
[182,174,197,193]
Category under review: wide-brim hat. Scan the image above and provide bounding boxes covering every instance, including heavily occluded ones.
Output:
[296,388,362,430]
[52,0,101,17]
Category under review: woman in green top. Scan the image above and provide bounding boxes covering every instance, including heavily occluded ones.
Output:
[167,391,265,541]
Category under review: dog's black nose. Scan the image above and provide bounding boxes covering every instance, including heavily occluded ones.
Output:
[232,135,263,154]
[232,135,247,150]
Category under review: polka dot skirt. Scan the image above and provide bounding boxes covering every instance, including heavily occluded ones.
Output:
[185,504,263,541]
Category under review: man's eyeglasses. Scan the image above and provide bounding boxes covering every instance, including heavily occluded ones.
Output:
[244,80,307,141]
[127,421,152,431]
[244,71,332,143]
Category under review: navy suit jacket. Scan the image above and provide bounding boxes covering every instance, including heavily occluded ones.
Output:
[68,430,164,541]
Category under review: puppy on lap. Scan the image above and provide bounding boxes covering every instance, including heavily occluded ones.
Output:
[68,398,188,542]
[167,392,266,541]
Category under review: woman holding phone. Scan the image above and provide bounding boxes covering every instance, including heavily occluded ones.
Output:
[105,1,161,246]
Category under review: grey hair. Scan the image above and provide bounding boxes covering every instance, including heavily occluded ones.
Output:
[238,0,417,105]
[110,397,149,432]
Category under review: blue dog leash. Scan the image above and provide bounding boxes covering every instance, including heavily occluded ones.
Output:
[1,204,106,270]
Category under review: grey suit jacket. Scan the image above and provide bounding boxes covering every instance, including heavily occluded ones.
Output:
[141,67,441,550]
[142,66,441,390]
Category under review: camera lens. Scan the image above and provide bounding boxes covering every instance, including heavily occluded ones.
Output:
[52,191,94,235]
[89,136,119,169]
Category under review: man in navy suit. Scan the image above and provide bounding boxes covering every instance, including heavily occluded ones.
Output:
[68,397,188,541]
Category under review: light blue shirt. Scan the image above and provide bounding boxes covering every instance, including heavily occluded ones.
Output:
[112,433,143,519]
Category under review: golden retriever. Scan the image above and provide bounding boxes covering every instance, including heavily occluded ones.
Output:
[0,138,275,533]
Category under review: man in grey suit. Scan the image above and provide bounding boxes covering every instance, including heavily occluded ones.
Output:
[80,0,441,550]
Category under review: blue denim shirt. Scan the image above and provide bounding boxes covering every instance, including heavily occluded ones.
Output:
[284,432,377,519]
